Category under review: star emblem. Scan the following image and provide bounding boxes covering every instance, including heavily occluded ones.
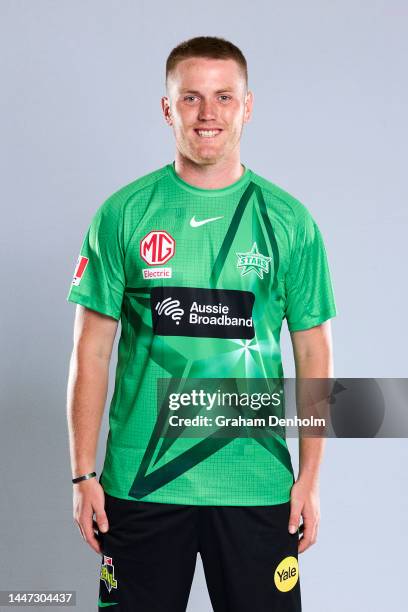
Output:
[236,242,272,279]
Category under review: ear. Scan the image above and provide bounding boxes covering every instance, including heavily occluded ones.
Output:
[243,90,254,124]
[161,96,173,126]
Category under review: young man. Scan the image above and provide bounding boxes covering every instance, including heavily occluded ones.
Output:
[67,36,336,611]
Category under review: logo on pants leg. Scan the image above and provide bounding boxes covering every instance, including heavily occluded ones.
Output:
[100,555,118,593]
[274,556,299,592]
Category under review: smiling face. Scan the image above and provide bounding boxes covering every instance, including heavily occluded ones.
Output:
[162,57,253,166]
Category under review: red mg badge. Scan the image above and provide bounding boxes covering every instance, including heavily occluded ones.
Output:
[140,230,175,265]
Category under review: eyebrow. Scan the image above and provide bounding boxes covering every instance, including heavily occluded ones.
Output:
[179,88,234,94]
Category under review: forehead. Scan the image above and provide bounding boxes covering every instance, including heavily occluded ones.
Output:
[168,57,245,92]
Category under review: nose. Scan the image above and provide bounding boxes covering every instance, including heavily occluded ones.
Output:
[197,98,216,121]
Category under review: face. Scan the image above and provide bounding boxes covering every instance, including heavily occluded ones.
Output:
[162,57,253,166]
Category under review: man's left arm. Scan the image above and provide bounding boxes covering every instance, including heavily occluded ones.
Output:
[288,320,334,553]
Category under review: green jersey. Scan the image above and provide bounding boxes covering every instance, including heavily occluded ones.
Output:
[67,162,337,505]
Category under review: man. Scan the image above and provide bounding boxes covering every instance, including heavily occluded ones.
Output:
[67,36,336,611]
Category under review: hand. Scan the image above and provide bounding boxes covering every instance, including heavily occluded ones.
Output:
[73,478,109,554]
[288,477,320,554]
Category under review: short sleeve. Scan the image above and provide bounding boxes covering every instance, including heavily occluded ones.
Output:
[66,197,126,320]
[285,210,337,332]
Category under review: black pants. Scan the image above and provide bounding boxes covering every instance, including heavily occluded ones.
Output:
[97,493,301,611]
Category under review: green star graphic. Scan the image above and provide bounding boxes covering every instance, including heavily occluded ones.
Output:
[236,242,272,279]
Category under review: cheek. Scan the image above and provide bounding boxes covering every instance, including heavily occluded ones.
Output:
[172,118,188,140]
[173,106,195,128]
[227,116,243,137]
[225,105,244,128]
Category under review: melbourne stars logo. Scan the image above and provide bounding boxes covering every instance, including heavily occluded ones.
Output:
[100,556,118,593]
[236,242,272,279]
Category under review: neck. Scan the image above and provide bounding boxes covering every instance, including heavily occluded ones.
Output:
[174,150,244,189]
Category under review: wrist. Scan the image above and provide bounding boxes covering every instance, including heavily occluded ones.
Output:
[297,469,320,487]
[72,471,97,484]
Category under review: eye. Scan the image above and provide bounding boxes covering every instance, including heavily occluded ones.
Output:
[218,95,231,102]
[184,95,198,103]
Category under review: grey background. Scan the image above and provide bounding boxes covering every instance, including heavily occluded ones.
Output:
[1,0,407,610]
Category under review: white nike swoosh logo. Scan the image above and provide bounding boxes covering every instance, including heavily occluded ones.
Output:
[190,215,224,227]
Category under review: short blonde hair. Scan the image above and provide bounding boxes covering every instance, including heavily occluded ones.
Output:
[166,36,248,90]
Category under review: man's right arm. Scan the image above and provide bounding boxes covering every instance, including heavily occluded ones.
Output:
[66,304,118,554]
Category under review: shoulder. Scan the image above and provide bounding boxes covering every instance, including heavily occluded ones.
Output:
[95,165,169,220]
[249,169,316,228]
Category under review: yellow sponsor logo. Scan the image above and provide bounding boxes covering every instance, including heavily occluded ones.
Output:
[100,556,118,593]
[274,556,299,592]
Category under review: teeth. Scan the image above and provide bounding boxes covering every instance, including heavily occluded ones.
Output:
[197,130,220,137]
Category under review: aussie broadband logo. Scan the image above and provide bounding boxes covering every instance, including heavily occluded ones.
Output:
[155,297,184,325]
[274,556,299,592]
[100,556,118,593]
[151,287,255,339]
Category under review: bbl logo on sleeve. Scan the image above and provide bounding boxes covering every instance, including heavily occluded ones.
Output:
[100,555,118,593]
[72,255,89,286]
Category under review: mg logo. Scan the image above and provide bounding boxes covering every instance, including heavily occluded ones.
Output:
[140,230,175,265]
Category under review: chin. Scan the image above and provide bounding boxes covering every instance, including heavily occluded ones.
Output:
[194,149,223,165]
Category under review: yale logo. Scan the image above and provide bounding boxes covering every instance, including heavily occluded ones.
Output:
[274,556,299,592]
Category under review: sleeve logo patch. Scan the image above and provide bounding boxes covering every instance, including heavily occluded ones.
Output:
[72,255,89,286]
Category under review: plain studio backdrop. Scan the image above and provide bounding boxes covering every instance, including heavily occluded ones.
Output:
[1,1,407,610]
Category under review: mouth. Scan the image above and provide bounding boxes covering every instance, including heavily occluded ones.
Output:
[194,129,223,138]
